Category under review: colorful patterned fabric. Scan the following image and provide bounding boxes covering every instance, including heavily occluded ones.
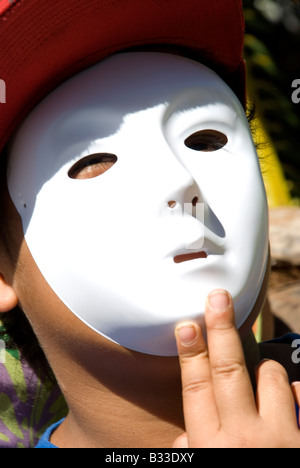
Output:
[0,347,67,448]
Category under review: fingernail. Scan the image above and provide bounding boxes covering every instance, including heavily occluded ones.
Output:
[292,381,300,388]
[260,358,271,364]
[208,290,231,312]
[176,323,199,347]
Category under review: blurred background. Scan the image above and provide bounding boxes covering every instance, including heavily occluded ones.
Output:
[243,0,300,339]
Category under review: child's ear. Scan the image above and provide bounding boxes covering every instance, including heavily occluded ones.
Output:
[0,273,18,312]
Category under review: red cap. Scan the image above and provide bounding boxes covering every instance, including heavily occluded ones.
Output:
[0,0,246,154]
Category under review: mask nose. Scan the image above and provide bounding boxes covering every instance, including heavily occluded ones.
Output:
[164,168,203,217]
[168,196,199,210]
[145,131,204,215]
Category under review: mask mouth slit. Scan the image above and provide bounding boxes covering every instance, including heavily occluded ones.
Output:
[173,251,208,264]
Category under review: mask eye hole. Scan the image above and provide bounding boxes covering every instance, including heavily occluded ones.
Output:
[68,153,118,180]
[184,130,228,152]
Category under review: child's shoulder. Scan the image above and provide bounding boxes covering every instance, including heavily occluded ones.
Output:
[0,333,67,448]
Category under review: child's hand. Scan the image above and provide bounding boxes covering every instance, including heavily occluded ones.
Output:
[174,289,300,448]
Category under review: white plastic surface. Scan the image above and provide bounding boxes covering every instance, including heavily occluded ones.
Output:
[7,53,269,356]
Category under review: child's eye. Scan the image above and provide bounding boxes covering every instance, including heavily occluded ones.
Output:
[68,153,118,180]
[184,130,228,152]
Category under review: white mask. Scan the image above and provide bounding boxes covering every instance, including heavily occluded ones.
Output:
[7,52,269,356]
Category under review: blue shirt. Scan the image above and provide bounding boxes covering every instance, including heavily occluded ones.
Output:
[35,419,63,448]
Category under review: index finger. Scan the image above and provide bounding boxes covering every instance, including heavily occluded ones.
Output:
[175,320,220,445]
[205,290,257,424]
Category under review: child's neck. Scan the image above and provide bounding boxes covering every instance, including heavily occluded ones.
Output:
[50,332,261,448]
[51,350,185,448]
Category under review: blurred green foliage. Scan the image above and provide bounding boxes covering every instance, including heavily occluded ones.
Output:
[243,0,300,201]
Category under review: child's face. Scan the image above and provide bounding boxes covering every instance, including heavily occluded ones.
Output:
[7,53,269,356]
